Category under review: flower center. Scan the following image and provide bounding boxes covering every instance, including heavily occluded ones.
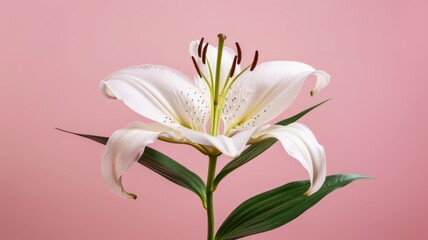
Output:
[191,34,259,136]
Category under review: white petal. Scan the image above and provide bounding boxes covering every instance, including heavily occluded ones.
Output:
[102,122,185,199]
[189,40,240,95]
[222,61,330,132]
[177,126,259,157]
[251,123,326,195]
[100,65,210,132]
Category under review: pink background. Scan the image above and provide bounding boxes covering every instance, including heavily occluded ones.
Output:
[1,0,427,239]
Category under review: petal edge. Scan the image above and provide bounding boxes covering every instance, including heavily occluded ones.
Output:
[102,122,183,199]
[251,123,326,195]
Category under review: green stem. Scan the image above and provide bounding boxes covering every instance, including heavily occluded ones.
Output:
[206,34,225,239]
[206,155,217,240]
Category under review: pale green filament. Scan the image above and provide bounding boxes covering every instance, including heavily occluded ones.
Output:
[207,60,214,89]
[198,70,213,96]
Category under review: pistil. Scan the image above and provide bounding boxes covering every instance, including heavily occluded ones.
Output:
[214,33,226,104]
[210,33,227,136]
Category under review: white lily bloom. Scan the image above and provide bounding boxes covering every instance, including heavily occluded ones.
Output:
[100,35,330,199]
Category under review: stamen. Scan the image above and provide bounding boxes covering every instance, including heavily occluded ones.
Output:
[229,55,237,77]
[197,37,204,57]
[250,50,259,71]
[202,42,209,64]
[191,56,202,77]
[235,42,242,64]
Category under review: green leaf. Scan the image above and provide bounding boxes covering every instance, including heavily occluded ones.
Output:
[56,128,207,208]
[137,147,207,207]
[56,128,110,145]
[214,99,330,188]
[215,174,370,240]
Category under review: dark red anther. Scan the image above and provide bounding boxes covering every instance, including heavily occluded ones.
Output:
[202,42,209,64]
[250,50,259,71]
[197,37,204,57]
[191,56,202,77]
[235,42,242,64]
[230,55,237,78]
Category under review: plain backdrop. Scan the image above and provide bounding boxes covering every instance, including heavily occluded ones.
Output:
[1,0,427,239]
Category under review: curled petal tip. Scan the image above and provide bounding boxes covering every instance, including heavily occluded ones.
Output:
[305,180,324,196]
[128,193,138,200]
[304,188,318,196]
[100,81,117,99]
[310,70,330,96]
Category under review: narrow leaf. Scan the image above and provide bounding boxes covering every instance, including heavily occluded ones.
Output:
[215,174,370,240]
[136,147,207,208]
[214,99,330,188]
[57,128,207,207]
[56,128,109,145]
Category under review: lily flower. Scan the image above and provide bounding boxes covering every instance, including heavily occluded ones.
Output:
[100,34,330,199]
